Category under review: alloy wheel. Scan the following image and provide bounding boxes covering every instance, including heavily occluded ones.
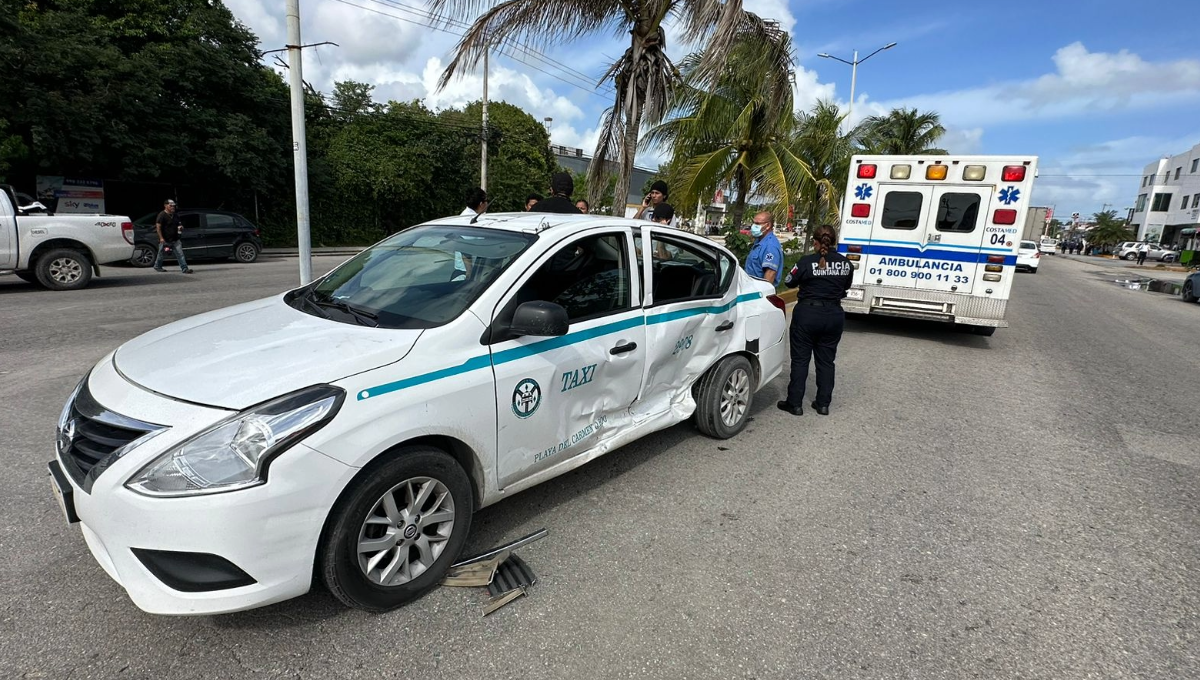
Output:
[236,243,258,262]
[48,257,83,284]
[356,476,455,587]
[719,367,751,428]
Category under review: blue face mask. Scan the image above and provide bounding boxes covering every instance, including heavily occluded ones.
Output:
[750,224,764,238]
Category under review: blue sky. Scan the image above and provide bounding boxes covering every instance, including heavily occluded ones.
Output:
[227,0,1200,217]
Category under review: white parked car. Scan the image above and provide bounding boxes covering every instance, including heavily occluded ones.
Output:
[1038,238,1058,255]
[1117,242,1176,262]
[48,213,787,615]
[1016,240,1040,273]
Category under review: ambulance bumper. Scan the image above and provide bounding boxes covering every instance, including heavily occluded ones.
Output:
[843,285,1009,327]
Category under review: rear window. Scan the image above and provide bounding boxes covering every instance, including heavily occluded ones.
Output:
[1020,241,1037,249]
[935,193,981,233]
[881,192,922,230]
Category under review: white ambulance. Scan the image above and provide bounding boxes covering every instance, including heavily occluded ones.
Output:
[837,155,1039,336]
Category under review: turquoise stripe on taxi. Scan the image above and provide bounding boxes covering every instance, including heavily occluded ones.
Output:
[356,292,764,401]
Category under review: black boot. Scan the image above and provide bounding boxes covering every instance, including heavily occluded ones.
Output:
[811,402,830,416]
[776,400,803,416]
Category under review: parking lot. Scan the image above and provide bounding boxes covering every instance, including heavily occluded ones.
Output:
[2,255,1197,679]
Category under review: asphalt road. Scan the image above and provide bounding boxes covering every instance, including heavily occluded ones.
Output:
[1,255,1197,679]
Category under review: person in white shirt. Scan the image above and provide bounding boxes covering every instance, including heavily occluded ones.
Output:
[1137,242,1150,266]
[461,188,488,219]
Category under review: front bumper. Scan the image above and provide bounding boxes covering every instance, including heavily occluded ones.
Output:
[56,356,356,615]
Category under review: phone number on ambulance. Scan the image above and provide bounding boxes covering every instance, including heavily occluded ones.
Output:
[868,267,969,283]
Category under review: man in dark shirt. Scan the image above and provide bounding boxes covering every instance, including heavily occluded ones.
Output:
[525,193,542,211]
[529,173,583,214]
[153,199,194,273]
[777,224,852,416]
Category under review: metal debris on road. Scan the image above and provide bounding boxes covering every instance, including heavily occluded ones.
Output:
[482,586,527,616]
[442,551,510,587]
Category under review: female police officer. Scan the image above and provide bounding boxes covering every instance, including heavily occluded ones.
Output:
[777,224,853,416]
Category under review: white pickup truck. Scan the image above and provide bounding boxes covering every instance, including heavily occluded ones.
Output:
[0,185,135,290]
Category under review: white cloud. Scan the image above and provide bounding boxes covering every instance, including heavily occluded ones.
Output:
[941,127,984,154]
[872,43,1200,127]
[310,2,426,66]
[421,57,585,121]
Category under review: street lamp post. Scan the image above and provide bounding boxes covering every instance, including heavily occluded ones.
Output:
[818,42,897,124]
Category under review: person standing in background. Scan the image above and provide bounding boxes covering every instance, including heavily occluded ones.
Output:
[744,211,783,284]
[152,199,193,274]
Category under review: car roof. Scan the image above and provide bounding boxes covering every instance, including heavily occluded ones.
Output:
[420,212,725,250]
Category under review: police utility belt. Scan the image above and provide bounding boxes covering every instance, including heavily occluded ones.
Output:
[795,298,841,307]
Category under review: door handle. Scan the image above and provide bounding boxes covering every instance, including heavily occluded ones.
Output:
[610,342,637,355]
[715,320,734,332]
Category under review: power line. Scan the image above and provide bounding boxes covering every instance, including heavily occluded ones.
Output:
[330,0,615,100]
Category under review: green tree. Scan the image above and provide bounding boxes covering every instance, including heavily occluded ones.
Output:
[859,108,948,155]
[788,99,860,245]
[442,101,556,212]
[430,0,787,214]
[1086,210,1133,251]
[645,33,810,227]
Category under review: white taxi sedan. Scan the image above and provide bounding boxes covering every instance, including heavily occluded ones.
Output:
[48,213,787,615]
[1016,240,1041,273]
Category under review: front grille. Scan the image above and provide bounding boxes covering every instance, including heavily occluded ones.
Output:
[59,382,162,492]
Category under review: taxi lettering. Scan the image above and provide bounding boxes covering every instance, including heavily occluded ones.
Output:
[560,363,597,392]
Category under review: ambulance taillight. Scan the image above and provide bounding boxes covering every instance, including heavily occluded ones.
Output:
[1002,166,1026,182]
[857,164,877,179]
[851,204,870,218]
[993,209,1017,224]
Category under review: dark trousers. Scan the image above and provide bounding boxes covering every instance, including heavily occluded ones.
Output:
[785,304,845,407]
[1136,251,1147,265]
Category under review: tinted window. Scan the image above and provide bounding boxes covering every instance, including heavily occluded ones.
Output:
[307,225,534,329]
[881,192,922,230]
[180,213,201,230]
[206,214,238,230]
[648,235,721,304]
[513,232,630,323]
[935,193,981,233]
[1020,241,1037,249]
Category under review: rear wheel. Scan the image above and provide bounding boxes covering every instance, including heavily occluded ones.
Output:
[694,354,754,439]
[233,241,260,263]
[1183,280,1197,303]
[319,447,473,612]
[1124,253,1137,261]
[35,249,92,291]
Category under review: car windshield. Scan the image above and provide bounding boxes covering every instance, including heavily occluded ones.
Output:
[297,225,535,329]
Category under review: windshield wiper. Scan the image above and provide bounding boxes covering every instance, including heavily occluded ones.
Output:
[296,291,331,319]
[313,296,379,327]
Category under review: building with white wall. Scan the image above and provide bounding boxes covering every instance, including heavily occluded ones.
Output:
[1129,142,1200,245]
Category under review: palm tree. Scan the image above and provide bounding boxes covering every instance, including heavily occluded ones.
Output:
[788,99,861,242]
[643,33,807,227]
[429,0,786,211]
[1086,210,1133,253]
[859,108,947,155]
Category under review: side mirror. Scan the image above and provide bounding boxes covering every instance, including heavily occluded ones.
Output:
[510,301,569,337]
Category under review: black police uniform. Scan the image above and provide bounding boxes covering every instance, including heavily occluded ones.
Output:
[781,250,853,412]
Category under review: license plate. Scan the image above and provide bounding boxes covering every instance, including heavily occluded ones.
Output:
[845,288,865,301]
[48,461,79,525]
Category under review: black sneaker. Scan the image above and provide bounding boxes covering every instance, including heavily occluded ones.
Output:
[183,268,195,274]
[776,400,803,416]
[153,267,165,272]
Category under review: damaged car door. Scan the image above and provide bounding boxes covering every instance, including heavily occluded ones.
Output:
[488,228,646,488]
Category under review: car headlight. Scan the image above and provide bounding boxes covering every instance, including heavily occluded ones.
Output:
[126,385,345,497]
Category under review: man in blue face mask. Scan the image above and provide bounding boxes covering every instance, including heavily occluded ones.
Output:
[744,211,784,283]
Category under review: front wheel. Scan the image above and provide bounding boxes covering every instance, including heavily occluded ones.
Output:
[1124,253,1137,261]
[131,244,157,268]
[319,447,473,612]
[1183,280,1197,303]
[694,354,754,439]
[35,248,93,290]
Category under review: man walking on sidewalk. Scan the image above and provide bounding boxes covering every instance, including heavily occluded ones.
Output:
[1136,242,1149,266]
[153,199,194,273]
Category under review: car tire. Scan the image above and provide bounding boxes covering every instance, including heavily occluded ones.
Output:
[971,325,997,337]
[130,244,157,268]
[693,354,754,439]
[319,446,473,612]
[1124,253,1137,261]
[34,248,92,291]
[1184,280,1197,303]
[1030,266,1038,274]
[234,241,260,264]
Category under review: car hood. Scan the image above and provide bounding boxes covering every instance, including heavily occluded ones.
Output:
[114,295,422,410]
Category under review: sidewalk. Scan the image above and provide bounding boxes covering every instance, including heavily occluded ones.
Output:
[1054,253,1191,283]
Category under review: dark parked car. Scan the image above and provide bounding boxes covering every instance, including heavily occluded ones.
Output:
[1184,270,1200,304]
[130,209,262,267]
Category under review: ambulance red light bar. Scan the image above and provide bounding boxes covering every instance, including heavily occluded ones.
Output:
[1002,165,1026,182]
[847,245,863,253]
[987,255,1006,263]
[851,203,870,218]
[857,164,877,179]
[993,209,1017,224]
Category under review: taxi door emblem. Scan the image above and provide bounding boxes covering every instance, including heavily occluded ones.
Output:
[512,378,541,419]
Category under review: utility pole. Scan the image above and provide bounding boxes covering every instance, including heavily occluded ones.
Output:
[819,42,897,128]
[480,48,489,192]
[286,0,312,285]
